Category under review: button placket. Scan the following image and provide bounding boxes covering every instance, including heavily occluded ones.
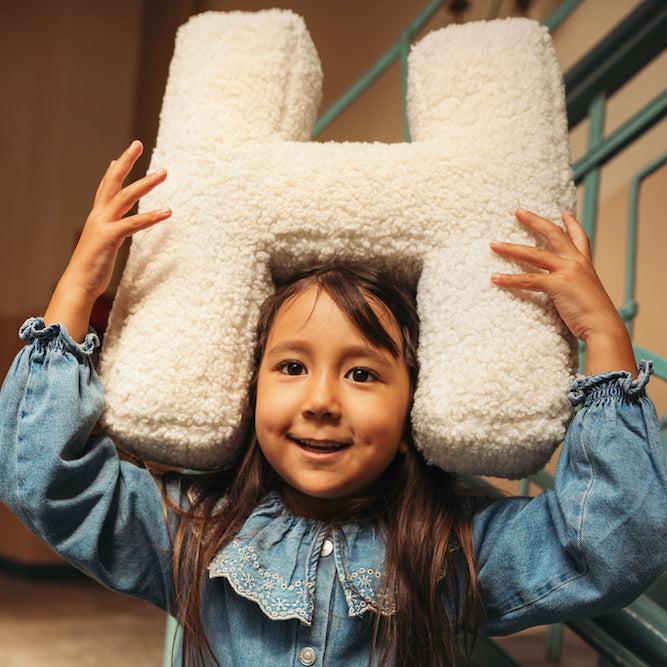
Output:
[293,526,335,666]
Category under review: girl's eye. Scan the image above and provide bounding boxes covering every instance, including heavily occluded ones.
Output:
[276,361,378,383]
[346,368,378,383]
[278,361,305,376]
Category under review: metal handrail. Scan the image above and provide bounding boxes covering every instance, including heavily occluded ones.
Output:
[311,0,447,139]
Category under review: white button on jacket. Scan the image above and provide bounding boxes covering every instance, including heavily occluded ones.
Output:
[321,538,333,557]
[298,645,317,666]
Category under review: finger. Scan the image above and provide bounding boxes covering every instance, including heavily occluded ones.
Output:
[106,168,168,221]
[561,210,592,260]
[116,208,172,238]
[93,161,114,204]
[114,140,143,183]
[94,140,143,209]
[514,208,580,260]
[490,241,565,271]
[490,272,549,292]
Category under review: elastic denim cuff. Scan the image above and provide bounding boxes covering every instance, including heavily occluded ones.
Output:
[18,316,101,359]
[568,359,653,408]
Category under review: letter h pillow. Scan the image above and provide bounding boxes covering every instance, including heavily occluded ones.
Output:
[97,9,578,479]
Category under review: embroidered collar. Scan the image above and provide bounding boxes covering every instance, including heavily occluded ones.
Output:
[195,487,398,626]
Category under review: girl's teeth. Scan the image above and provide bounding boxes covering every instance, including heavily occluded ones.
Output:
[296,439,346,452]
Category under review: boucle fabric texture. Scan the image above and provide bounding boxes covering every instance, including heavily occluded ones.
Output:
[97,9,578,477]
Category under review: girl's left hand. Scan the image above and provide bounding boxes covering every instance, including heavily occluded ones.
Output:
[489,208,626,343]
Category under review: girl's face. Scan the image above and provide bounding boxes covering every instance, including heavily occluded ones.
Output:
[255,285,411,520]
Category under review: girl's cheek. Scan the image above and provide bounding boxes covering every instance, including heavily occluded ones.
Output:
[255,393,293,438]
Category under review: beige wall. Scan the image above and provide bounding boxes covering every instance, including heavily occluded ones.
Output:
[1,0,664,557]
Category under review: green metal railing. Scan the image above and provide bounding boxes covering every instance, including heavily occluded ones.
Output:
[162,1,666,665]
[311,0,587,142]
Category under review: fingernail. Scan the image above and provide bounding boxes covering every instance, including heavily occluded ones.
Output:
[130,140,141,150]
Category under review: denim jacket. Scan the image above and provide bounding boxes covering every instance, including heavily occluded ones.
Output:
[1,317,666,667]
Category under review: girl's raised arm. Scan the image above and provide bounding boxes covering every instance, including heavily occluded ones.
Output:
[468,361,666,636]
[0,317,185,614]
[463,209,667,635]
[0,141,182,614]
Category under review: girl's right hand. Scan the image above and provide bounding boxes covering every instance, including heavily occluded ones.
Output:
[62,139,171,301]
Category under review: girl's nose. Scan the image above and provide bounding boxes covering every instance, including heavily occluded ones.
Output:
[301,377,341,420]
[302,404,341,420]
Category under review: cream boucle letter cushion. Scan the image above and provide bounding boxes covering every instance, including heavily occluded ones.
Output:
[97,9,578,479]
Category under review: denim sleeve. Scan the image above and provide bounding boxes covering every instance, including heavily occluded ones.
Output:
[0,317,188,616]
[472,359,667,636]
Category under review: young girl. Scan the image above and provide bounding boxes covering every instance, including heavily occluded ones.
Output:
[1,139,666,667]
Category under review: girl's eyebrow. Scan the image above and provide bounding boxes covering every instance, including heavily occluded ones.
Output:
[267,339,394,368]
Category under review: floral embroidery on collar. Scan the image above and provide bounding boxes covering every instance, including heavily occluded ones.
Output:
[203,488,398,626]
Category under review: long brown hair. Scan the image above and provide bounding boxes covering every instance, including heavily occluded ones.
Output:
[153,260,505,666]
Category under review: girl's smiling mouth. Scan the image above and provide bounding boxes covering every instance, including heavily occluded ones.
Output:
[289,435,352,457]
